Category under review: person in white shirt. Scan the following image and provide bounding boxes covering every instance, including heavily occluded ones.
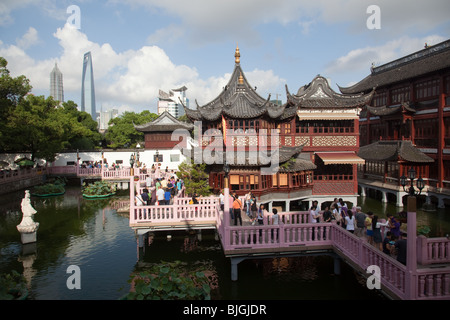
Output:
[219,190,224,211]
[146,175,153,188]
[344,211,355,233]
[271,208,279,241]
[310,202,320,223]
[156,186,165,205]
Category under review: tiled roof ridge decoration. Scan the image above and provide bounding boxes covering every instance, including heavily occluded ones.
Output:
[286,75,374,109]
[371,40,450,75]
[338,38,450,94]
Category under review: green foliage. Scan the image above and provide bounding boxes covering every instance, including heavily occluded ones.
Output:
[105,110,158,149]
[33,183,65,195]
[280,157,296,169]
[418,225,431,237]
[82,180,115,196]
[0,57,31,115]
[177,159,211,197]
[125,261,211,300]
[0,270,27,300]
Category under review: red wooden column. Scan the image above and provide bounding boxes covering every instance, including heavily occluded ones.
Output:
[437,75,445,188]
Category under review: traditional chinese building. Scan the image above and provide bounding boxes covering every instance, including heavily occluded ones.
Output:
[182,46,372,210]
[339,39,450,207]
[134,111,194,170]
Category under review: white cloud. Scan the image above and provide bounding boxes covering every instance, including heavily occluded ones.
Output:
[16,26,40,49]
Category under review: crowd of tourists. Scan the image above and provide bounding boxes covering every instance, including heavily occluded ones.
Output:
[134,172,184,207]
[310,197,407,265]
[217,191,407,265]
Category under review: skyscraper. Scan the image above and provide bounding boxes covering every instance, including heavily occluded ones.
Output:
[81,52,96,120]
[50,62,64,102]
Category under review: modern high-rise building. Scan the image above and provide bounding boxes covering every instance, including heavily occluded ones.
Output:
[157,86,188,118]
[98,108,119,132]
[50,62,64,103]
[81,52,97,120]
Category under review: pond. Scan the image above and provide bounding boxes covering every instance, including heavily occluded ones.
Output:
[1,186,448,300]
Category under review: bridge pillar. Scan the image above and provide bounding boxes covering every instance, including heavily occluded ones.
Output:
[333,256,341,275]
[438,197,445,209]
[360,186,366,197]
[137,229,150,248]
[230,257,246,281]
[381,191,388,203]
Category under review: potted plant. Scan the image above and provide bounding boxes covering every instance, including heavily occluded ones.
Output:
[0,270,28,300]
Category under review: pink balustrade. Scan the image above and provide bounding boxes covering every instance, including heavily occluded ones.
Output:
[417,236,450,265]
[102,168,133,180]
[129,198,219,226]
[0,167,47,184]
[46,166,76,175]
[78,167,102,176]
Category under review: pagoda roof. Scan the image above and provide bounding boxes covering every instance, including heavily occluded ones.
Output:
[339,39,450,94]
[358,140,434,163]
[286,75,374,109]
[134,111,193,132]
[184,46,297,122]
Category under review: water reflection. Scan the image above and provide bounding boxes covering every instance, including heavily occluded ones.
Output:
[358,196,450,237]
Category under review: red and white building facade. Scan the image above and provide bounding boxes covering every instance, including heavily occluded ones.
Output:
[340,39,450,208]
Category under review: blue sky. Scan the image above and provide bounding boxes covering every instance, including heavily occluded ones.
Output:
[1,0,449,115]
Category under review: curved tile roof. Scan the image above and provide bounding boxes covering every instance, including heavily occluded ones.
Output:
[134,111,194,132]
[184,61,294,121]
[287,75,374,109]
[366,102,416,116]
[358,140,434,163]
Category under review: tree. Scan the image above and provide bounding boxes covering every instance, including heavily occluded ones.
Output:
[0,57,32,151]
[4,95,103,161]
[177,159,211,197]
[59,100,102,150]
[4,95,65,161]
[105,110,158,149]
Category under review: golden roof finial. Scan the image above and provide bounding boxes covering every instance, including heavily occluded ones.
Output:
[235,43,240,64]
[239,72,244,85]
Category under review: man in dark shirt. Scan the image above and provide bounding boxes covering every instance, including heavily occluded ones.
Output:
[395,233,407,265]
[140,188,150,205]
[322,206,332,222]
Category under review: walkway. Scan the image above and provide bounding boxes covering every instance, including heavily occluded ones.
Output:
[128,186,450,300]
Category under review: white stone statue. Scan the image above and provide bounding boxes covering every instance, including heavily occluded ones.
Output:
[17,190,39,234]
